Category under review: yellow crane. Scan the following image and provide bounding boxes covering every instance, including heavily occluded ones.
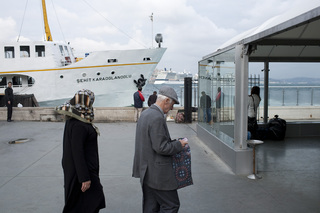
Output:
[42,0,53,41]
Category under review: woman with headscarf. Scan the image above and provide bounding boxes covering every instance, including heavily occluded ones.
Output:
[56,89,106,213]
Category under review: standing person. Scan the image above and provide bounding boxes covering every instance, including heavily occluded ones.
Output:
[147,91,157,107]
[132,85,188,213]
[56,89,106,213]
[200,91,212,123]
[5,81,14,122]
[215,87,223,122]
[133,86,145,122]
[248,86,261,139]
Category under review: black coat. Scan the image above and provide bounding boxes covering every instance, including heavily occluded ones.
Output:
[62,118,105,213]
[5,87,13,102]
[200,95,211,108]
[147,94,157,106]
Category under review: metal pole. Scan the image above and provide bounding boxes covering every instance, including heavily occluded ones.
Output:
[196,86,198,107]
[263,62,269,124]
[150,13,153,48]
[184,77,192,123]
[180,87,183,106]
[193,86,196,107]
[311,88,314,106]
[296,88,299,106]
[282,89,285,106]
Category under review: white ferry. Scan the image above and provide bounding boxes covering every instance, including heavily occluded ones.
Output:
[152,70,196,84]
[0,0,166,107]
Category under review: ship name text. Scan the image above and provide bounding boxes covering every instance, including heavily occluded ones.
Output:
[77,75,132,83]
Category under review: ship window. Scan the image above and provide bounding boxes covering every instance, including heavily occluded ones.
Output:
[82,73,86,77]
[35,45,45,57]
[59,45,64,56]
[0,77,7,86]
[97,72,101,76]
[60,75,64,79]
[111,71,115,75]
[143,57,151,61]
[64,46,70,56]
[108,59,118,63]
[4,47,15,58]
[20,46,30,57]
[28,77,35,87]
[12,76,22,86]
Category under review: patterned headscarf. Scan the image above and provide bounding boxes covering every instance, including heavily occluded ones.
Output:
[56,89,99,134]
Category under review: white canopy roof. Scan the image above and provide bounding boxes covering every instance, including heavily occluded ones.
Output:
[205,4,320,62]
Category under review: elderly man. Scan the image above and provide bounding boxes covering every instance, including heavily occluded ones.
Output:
[132,86,188,213]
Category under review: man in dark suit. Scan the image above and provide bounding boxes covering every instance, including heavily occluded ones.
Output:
[147,91,157,106]
[132,85,188,213]
[5,82,14,122]
[200,91,212,123]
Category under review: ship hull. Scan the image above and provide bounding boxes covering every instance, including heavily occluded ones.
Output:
[0,42,166,107]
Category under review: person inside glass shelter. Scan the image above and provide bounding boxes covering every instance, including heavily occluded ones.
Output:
[215,87,223,122]
[200,91,212,124]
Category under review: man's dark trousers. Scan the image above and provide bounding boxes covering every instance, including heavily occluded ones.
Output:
[142,183,180,213]
[7,103,12,121]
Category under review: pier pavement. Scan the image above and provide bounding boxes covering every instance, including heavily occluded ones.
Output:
[0,121,319,213]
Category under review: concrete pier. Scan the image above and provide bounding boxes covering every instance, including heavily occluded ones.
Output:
[0,107,186,122]
[0,121,319,213]
[1,106,319,122]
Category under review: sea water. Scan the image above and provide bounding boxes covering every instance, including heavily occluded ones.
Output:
[39,83,320,107]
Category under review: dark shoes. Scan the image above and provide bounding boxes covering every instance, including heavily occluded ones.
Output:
[7,119,13,122]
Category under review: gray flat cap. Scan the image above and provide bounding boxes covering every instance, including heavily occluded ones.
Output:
[159,86,179,104]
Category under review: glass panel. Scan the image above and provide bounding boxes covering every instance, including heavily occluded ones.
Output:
[0,77,7,87]
[4,46,15,58]
[35,45,45,57]
[64,46,69,56]
[198,48,236,147]
[59,45,64,56]
[20,46,30,57]
[248,63,320,120]
[12,76,22,86]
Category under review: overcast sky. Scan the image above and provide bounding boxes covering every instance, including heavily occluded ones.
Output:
[0,0,319,79]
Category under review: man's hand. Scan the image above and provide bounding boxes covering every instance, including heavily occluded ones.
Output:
[81,180,91,192]
[179,138,188,148]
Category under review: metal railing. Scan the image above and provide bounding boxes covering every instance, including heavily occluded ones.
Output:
[179,85,320,107]
[263,86,320,106]
[180,86,199,107]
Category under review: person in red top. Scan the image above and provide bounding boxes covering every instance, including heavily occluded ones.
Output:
[133,86,145,122]
[215,87,223,122]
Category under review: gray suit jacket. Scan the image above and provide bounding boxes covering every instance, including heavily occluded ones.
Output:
[132,104,183,190]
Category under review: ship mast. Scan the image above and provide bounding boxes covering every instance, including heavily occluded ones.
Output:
[42,0,53,41]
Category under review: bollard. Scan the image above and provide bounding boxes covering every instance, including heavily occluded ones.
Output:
[184,77,192,123]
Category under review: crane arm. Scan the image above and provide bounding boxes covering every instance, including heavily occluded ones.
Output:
[42,0,53,41]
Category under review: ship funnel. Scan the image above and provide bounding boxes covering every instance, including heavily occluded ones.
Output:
[155,33,163,48]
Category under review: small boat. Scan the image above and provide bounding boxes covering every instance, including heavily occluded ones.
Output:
[0,0,166,107]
